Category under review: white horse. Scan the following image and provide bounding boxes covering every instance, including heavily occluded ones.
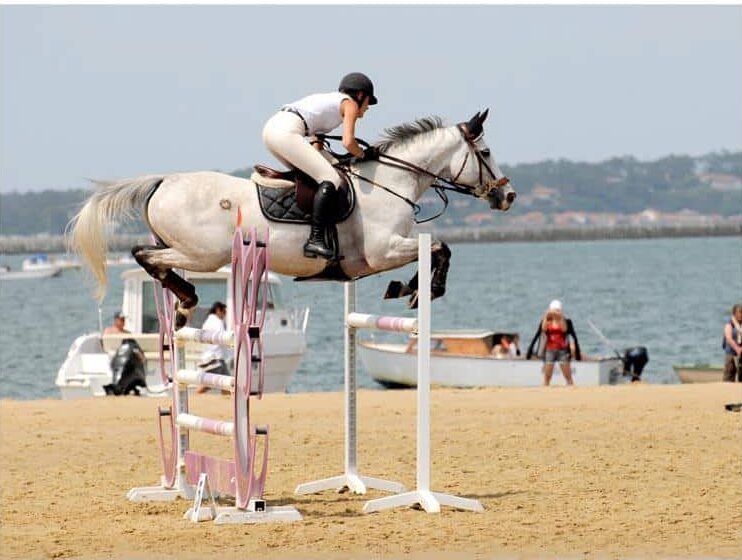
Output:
[70,109,515,316]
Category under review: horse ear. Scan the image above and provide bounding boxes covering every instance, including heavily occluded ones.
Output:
[480,108,489,123]
[466,110,485,139]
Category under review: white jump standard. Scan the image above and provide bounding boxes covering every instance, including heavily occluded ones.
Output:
[296,234,483,513]
[127,227,301,524]
[362,234,483,514]
[294,280,408,496]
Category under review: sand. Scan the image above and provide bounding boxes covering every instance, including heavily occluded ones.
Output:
[1,383,740,559]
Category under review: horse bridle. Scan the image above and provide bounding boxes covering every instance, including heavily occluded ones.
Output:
[451,124,510,196]
[320,129,510,222]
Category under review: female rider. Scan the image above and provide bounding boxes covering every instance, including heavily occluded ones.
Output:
[262,72,379,259]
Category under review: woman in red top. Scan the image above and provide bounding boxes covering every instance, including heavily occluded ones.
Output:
[526,300,582,386]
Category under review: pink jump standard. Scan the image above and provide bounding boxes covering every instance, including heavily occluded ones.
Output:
[127,227,301,524]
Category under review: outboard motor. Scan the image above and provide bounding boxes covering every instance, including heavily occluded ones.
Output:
[103,338,148,396]
[621,346,648,382]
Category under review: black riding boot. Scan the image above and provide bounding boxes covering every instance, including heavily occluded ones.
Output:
[303,181,336,259]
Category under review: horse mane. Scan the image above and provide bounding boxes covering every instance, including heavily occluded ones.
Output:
[376,116,446,151]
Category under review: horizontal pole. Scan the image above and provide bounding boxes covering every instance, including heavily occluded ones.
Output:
[176,413,234,437]
[174,327,235,347]
[176,369,234,390]
[346,313,418,333]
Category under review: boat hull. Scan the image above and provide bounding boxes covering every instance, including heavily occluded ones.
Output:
[0,267,61,280]
[673,365,724,384]
[56,332,306,399]
[359,341,626,388]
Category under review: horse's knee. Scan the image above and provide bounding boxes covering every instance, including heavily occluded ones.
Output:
[434,240,452,259]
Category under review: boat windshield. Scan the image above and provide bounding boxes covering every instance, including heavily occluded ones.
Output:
[140,277,277,334]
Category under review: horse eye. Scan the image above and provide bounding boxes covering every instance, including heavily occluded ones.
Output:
[480,148,491,157]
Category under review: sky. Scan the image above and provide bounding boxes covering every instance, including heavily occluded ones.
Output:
[1,4,741,193]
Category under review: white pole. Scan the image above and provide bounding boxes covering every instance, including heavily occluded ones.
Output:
[417,234,431,492]
[344,281,357,476]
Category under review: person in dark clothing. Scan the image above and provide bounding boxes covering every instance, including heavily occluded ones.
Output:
[722,303,742,383]
[526,300,581,386]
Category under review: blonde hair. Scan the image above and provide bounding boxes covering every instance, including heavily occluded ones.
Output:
[542,310,567,332]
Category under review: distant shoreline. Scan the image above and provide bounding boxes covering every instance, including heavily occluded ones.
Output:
[435,221,742,244]
[0,222,739,255]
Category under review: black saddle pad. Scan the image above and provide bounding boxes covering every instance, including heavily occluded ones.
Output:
[255,183,355,224]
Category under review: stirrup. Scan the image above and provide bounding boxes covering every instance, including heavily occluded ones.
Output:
[303,240,334,259]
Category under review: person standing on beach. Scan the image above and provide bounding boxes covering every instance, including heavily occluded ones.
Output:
[525,300,581,386]
[722,303,742,383]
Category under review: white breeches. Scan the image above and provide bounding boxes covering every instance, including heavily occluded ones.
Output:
[262,111,342,187]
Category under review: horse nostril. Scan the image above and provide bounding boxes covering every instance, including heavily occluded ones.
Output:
[506,192,516,203]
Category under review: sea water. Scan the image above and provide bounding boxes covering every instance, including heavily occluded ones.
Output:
[1,236,739,399]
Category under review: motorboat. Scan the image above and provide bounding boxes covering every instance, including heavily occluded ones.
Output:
[0,264,62,280]
[106,254,137,267]
[22,253,80,272]
[56,267,309,399]
[359,330,633,388]
[673,364,724,384]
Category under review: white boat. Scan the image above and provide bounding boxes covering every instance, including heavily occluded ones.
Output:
[56,267,309,399]
[673,364,724,384]
[359,330,626,388]
[0,264,62,280]
[22,253,80,272]
[106,254,137,267]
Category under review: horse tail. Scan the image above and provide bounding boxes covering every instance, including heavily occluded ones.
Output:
[67,175,165,300]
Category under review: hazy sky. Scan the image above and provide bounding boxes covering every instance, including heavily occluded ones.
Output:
[1,4,741,193]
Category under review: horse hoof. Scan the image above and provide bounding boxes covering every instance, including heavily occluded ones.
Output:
[385,280,413,299]
[431,285,446,299]
[384,281,403,299]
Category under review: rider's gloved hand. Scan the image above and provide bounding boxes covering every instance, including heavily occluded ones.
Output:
[361,146,380,161]
[335,153,355,165]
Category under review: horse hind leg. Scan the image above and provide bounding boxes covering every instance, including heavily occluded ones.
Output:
[132,245,199,327]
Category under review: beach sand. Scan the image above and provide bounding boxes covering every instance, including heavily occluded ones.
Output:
[1,383,740,559]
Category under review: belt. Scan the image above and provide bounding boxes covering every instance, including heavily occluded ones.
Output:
[280,107,309,136]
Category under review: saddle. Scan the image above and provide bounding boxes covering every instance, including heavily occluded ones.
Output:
[252,164,355,225]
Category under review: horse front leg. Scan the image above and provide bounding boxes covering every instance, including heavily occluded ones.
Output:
[381,237,452,308]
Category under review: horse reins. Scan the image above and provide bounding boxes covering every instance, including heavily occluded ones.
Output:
[320,129,510,223]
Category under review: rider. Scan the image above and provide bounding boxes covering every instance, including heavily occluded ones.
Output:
[262,72,379,259]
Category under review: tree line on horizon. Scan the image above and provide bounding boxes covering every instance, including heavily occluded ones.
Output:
[1,151,740,236]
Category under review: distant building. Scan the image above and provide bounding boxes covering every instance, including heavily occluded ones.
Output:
[697,173,742,192]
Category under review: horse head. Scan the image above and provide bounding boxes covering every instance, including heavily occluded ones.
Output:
[451,109,516,211]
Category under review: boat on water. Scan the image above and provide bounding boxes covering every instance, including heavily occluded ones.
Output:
[56,267,309,399]
[673,364,724,384]
[359,330,630,388]
[106,254,137,267]
[0,264,62,280]
[22,253,80,272]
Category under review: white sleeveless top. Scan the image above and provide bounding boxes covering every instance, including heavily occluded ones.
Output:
[283,92,352,136]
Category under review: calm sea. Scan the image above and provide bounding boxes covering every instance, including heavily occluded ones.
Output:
[1,236,740,400]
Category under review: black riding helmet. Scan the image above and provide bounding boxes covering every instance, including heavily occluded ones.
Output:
[338,72,378,105]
